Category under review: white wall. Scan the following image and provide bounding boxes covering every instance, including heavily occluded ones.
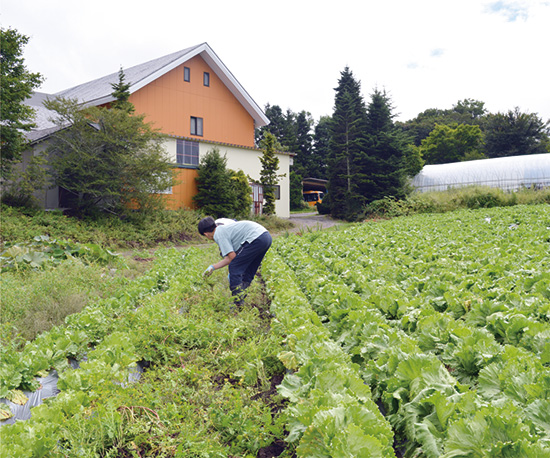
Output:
[162,137,291,218]
[211,144,291,218]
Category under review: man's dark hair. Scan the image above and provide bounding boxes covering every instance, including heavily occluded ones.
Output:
[198,216,217,235]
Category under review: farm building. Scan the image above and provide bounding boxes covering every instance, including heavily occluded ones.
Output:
[412,153,550,192]
[20,43,292,217]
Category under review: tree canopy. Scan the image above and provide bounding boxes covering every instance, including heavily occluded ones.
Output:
[256,103,329,210]
[398,98,487,147]
[418,123,485,164]
[45,97,175,216]
[484,108,550,158]
[0,27,43,179]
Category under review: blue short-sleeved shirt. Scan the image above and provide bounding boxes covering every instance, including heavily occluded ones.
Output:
[213,221,267,257]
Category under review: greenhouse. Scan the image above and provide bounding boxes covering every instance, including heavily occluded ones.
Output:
[411,153,550,192]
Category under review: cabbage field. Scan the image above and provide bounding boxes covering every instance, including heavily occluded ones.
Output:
[1,204,549,457]
[265,204,550,457]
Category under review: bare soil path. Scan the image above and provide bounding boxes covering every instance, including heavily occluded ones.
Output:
[287,212,342,232]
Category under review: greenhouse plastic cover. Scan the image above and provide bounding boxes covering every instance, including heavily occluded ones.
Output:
[412,153,550,192]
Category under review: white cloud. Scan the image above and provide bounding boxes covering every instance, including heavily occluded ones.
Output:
[485,1,530,21]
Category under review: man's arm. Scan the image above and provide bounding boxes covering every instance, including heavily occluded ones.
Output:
[212,251,236,270]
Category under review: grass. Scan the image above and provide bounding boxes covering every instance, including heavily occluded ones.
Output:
[363,186,550,218]
[0,256,149,346]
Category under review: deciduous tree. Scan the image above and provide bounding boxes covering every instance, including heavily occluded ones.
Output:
[398,99,486,146]
[419,123,485,164]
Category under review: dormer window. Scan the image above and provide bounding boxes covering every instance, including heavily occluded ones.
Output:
[203,72,210,87]
[184,67,190,82]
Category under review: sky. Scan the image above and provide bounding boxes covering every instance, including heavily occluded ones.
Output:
[2,0,550,124]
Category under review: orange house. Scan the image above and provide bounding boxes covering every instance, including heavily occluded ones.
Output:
[24,43,291,217]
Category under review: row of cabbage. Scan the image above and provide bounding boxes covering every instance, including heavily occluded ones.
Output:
[263,250,397,457]
[0,248,206,457]
[269,205,550,457]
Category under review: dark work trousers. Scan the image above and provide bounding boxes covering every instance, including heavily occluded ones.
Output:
[228,231,272,290]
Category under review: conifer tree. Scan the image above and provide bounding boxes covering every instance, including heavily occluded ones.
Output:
[0,28,43,179]
[358,88,407,203]
[259,132,283,215]
[255,104,290,147]
[193,148,236,218]
[328,67,368,220]
[45,97,174,215]
[312,115,331,179]
[293,111,314,176]
[230,169,252,218]
[110,67,134,113]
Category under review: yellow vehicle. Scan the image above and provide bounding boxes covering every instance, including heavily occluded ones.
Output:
[303,190,324,207]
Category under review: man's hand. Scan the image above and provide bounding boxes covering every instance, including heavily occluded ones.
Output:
[203,265,215,277]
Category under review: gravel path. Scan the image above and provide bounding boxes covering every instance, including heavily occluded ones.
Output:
[287,212,342,232]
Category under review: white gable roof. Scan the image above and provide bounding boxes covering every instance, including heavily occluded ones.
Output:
[55,43,269,127]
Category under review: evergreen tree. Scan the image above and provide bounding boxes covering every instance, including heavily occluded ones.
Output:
[255,104,290,147]
[312,115,331,179]
[110,67,134,113]
[358,88,408,202]
[328,67,368,220]
[293,111,314,176]
[194,148,236,218]
[259,132,283,215]
[483,108,550,157]
[0,28,43,179]
[45,97,174,216]
[229,169,252,218]
[289,170,305,210]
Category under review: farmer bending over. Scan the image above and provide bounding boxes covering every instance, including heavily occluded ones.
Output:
[198,216,272,306]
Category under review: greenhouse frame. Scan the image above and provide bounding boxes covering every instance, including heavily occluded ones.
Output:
[411,153,550,193]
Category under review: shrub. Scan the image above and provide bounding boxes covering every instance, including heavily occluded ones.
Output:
[361,186,550,218]
[452,186,517,209]
[0,205,203,249]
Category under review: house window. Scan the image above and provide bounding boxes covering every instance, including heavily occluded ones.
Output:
[190,116,203,136]
[203,72,210,86]
[263,185,281,200]
[149,172,173,194]
[184,67,190,82]
[177,140,199,166]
